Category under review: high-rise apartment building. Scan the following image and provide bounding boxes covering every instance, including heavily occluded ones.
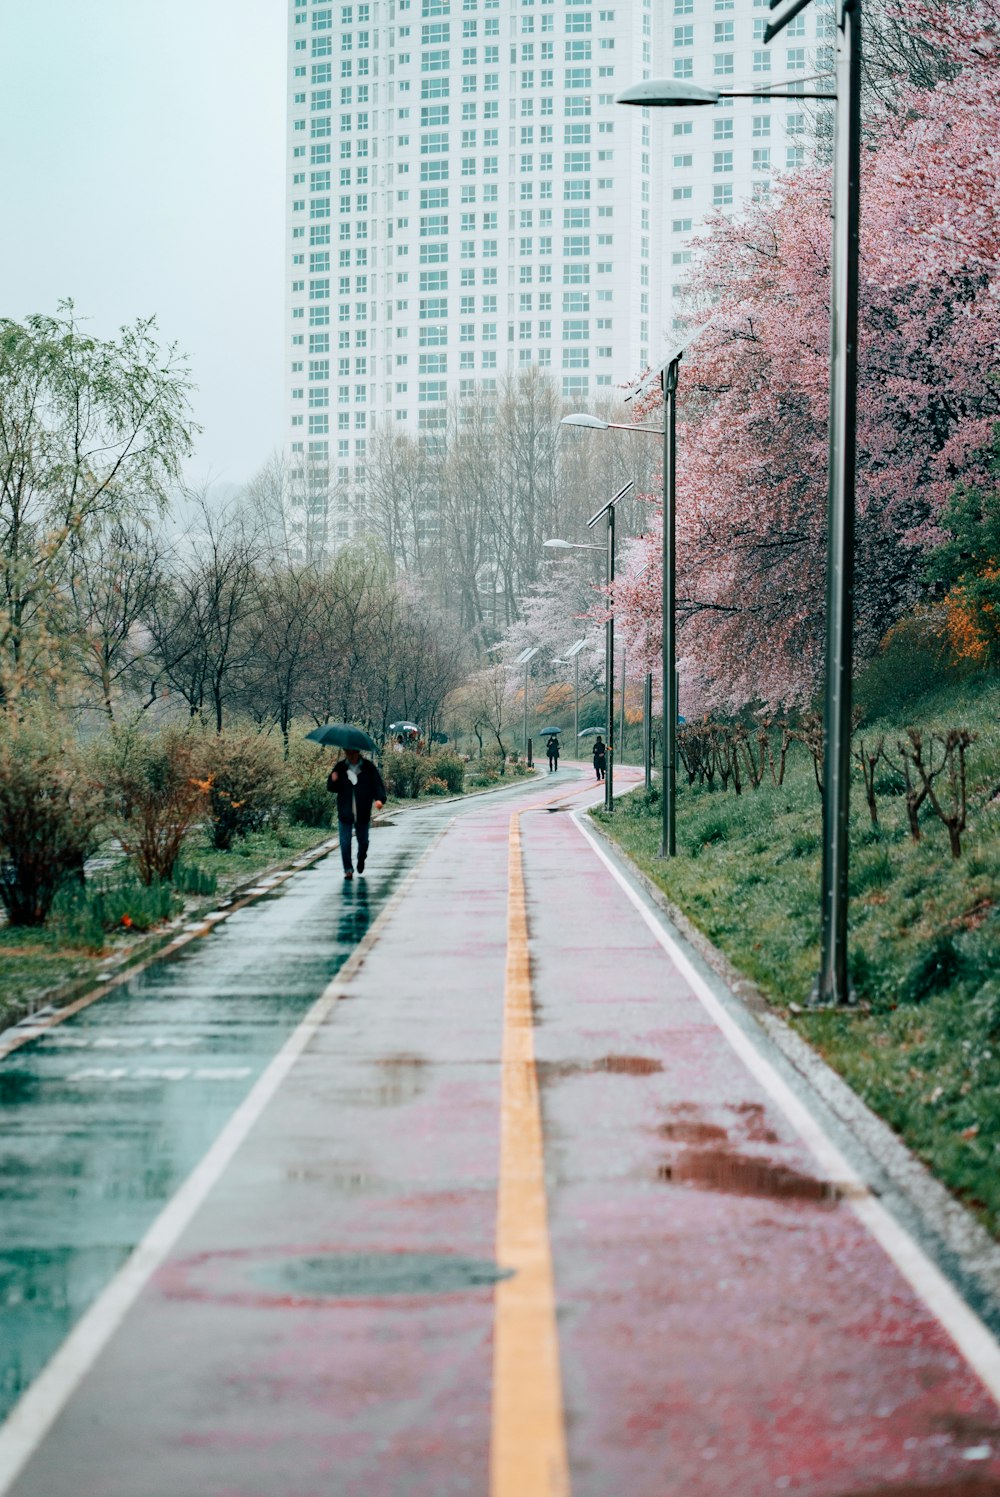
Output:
[284,0,829,546]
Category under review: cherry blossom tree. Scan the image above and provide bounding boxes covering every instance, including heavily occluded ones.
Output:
[615,0,999,712]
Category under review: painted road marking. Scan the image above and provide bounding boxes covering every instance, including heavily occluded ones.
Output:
[0,824,450,1497]
[0,835,343,1064]
[0,984,346,1496]
[573,808,1000,1411]
[63,1067,253,1083]
[491,813,570,1497]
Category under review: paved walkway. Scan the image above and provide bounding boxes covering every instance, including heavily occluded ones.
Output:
[3,766,1000,1496]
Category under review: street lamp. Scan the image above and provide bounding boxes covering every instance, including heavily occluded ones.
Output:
[563,344,686,860]
[544,478,632,814]
[617,3,858,1007]
[514,645,539,762]
[553,637,588,749]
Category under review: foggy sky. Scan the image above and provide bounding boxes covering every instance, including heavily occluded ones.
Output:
[0,0,287,491]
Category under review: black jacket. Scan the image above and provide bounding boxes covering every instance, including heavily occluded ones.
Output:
[326,758,387,825]
[592,741,607,766]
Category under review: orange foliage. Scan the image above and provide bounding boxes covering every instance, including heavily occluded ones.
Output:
[945,564,999,664]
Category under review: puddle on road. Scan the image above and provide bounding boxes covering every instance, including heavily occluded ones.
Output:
[657,1119,729,1145]
[374,1051,428,1107]
[254,1251,513,1300]
[657,1148,839,1203]
[598,1054,663,1076]
[539,1054,664,1080]
[731,1099,781,1144]
[932,1413,1000,1442]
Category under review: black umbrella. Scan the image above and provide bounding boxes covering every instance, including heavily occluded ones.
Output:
[305,724,377,752]
[578,727,604,738]
[538,725,562,736]
[389,721,421,734]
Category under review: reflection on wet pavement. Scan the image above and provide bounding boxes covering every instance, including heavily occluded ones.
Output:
[656,1149,840,1202]
[0,813,443,1424]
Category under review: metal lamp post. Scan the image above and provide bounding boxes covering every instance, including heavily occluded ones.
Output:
[563,382,680,857]
[616,7,857,1005]
[514,645,539,763]
[556,638,588,750]
[545,479,631,814]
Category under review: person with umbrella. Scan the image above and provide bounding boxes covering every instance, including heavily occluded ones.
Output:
[592,734,607,783]
[545,734,560,773]
[307,726,387,881]
[328,747,387,880]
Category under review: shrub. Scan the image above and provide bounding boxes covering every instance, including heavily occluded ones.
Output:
[285,781,333,828]
[854,611,964,724]
[421,776,449,796]
[194,730,284,851]
[419,751,464,794]
[384,752,423,800]
[0,721,107,926]
[901,934,966,1005]
[101,727,208,885]
[282,737,335,827]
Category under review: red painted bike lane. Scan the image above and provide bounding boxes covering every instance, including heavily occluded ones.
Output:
[3,766,1000,1497]
[520,806,1000,1497]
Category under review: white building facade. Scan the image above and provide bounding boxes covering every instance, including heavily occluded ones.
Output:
[284,0,830,542]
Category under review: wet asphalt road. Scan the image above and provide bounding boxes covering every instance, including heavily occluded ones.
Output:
[0,794,467,1428]
[3,764,1000,1496]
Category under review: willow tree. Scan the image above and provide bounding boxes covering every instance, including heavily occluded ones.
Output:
[0,303,195,705]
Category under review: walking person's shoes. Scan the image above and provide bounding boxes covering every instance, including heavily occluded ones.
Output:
[344,870,353,881]
[357,851,366,874]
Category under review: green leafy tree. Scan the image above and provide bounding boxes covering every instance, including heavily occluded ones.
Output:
[928,428,1000,668]
[0,303,195,704]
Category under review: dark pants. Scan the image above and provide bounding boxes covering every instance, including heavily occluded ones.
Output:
[595,761,606,781]
[548,754,558,771]
[339,818,370,873]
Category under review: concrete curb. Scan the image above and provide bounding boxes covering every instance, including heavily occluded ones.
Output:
[585,809,1000,1335]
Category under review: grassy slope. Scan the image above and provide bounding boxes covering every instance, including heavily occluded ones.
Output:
[595,673,1000,1233]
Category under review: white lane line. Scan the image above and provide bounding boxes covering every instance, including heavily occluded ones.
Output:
[0,980,344,1495]
[0,831,444,1494]
[572,809,1000,1409]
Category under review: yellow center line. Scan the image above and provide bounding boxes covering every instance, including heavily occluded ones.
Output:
[491,812,571,1497]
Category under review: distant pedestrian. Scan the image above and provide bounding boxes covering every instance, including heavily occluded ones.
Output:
[592,736,607,782]
[327,749,387,881]
[546,734,560,772]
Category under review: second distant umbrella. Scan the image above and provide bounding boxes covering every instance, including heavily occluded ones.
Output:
[305,724,378,753]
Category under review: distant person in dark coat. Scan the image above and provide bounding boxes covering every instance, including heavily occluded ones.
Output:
[592,736,607,782]
[546,735,560,772]
[327,749,387,880]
